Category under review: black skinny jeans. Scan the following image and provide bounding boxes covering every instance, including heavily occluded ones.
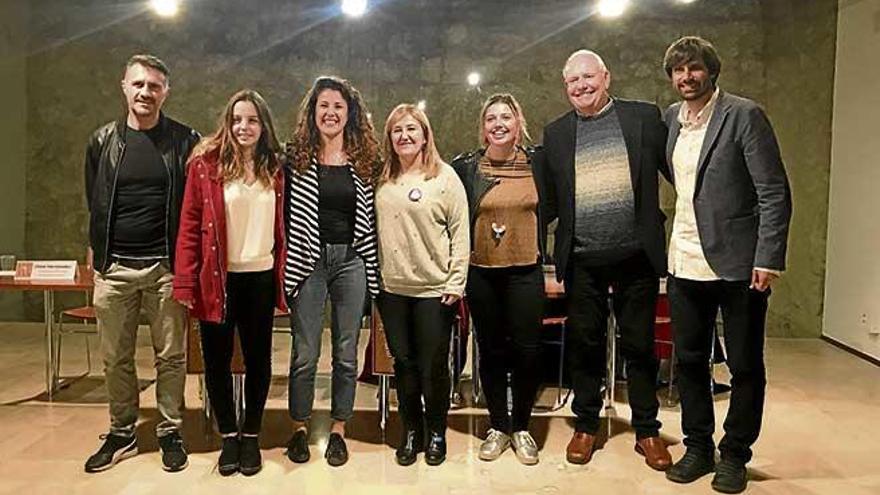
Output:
[377,291,454,435]
[200,270,275,435]
[467,264,544,432]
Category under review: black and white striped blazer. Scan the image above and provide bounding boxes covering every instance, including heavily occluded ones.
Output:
[283,159,380,298]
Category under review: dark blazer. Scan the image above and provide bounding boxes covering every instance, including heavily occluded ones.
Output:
[664,91,792,281]
[542,98,671,281]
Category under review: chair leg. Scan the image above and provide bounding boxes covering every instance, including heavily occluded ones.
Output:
[666,344,677,407]
[555,322,566,409]
[233,374,245,431]
[84,333,92,375]
[379,375,389,437]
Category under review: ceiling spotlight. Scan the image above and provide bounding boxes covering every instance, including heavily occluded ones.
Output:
[416,100,427,111]
[341,0,368,17]
[597,0,628,18]
[467,72,481,87]
[150,0,179,17]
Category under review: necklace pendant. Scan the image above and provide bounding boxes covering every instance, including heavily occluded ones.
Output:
[491,222,507,240]
[408,187,423,202]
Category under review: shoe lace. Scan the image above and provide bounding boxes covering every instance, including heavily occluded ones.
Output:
[716,459,742,476]
[514,432,536,450]
[486,429,506,443]
[681,449,709,467]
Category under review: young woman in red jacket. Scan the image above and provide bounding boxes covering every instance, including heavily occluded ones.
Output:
[173,89,286,476]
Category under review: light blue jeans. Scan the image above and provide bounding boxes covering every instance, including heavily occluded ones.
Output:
[288,244,367,422]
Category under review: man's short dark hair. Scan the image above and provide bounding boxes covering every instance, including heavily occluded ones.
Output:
[124,54,170,84]
[663,36,721,84]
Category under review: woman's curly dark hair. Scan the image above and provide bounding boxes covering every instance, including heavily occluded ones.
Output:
[287,76,381,182]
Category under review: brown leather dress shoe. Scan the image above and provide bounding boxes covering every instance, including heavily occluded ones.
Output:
[635,436,672,471]
[566,432,596,464]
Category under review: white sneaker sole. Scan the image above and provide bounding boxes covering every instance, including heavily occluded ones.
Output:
[87,443,138,472]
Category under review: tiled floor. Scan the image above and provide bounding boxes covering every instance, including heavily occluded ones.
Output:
[0,322,878,494]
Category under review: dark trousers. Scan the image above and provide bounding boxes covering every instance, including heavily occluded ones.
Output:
[467,264,544,432]
[200,270,275,435]
[667,275,769,463]
[566,251,661,438]
[377,291,453,434]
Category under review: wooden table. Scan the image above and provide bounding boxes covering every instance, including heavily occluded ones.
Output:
[0,265,93,399]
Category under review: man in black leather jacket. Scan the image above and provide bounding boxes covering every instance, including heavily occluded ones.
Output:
[83,54,199,474]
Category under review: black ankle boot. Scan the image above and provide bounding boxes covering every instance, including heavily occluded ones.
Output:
[217,436,240,476]
[424,431,446,466]
[396,430,420,466]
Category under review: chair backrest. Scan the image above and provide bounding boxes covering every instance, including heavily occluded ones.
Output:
[370,303,395,375]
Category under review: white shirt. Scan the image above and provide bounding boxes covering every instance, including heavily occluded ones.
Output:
[224,179,275,273]
[668,88,722,281]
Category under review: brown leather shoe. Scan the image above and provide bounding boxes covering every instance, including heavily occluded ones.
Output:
[635,436,672,471]
[566,432,596,464]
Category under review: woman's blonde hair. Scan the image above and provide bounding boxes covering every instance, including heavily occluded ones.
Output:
[380,104,444,184]
[190,89,281,187]
[478,93,531,147]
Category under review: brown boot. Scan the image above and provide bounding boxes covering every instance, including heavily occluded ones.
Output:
[566,432,596,464]
[635,436,672,471]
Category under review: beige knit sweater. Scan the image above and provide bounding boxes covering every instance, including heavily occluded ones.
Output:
[375,163,470,297]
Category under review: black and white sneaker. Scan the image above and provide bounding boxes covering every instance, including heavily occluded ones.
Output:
[158,431,189,472]
[84,433,138,473]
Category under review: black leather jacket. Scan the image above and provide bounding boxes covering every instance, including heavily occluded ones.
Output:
[84,114,200,273]
[450,145,550,264]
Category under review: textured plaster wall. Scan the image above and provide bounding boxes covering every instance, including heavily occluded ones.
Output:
[18,0,836,337]
[0,0,28,320]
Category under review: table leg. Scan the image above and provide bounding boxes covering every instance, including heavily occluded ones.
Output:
[44,289,56,400]
[379,375,389,436]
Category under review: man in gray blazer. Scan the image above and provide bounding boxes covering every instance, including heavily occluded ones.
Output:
[661,37,792,494]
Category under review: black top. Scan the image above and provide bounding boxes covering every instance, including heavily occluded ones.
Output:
[317,164,356,244]
[110,125,169,258]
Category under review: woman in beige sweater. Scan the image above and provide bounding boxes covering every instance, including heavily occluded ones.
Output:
[375,104,469,466]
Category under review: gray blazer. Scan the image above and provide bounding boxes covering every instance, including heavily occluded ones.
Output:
[664,91,792,281]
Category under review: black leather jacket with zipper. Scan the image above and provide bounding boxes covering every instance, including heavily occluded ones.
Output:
[450,145,551,265]
[84,114,200,273]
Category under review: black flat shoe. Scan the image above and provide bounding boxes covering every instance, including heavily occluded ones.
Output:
[218,436,240,476]
[239,436,262,476]
[424,431,446,466]
[395,430,420,466]
[286,430,310,463]
[666,449,715,484]
[325,432,349,467]
[711,458,748,493]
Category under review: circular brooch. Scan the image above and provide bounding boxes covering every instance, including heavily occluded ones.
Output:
[408,187,423,202]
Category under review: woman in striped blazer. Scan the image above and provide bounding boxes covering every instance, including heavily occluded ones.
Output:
[282,76,381,467]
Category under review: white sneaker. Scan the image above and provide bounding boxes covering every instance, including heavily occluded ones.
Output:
[511,431,539,465]
[478,428,511,461]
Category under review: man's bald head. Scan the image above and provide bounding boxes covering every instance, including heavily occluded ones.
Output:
[561,49,611,116]
[562,50,608,79]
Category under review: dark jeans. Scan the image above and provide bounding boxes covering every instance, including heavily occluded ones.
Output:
[200,270,275,435]
[288,244,367,422]
[468,264,544,432]
[566,251,661,439]
[667,275,769,463]
[377,291,454,434]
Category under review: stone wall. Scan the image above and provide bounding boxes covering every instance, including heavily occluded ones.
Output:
[16,0,836,336]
